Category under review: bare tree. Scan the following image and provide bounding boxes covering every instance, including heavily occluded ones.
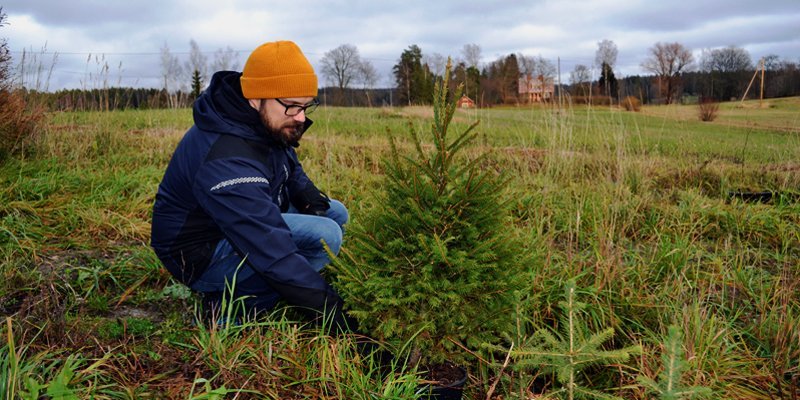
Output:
[160,42,183,108]
[595,39,618,69]
[185,39,208,90]
[700,46,752,72]
[461,43,482,69]
[762,54,781,71]
[517,54,535,76]
[358,59,379,107]
[641,42,693,104]
[595,39,618,99]
[424,52,446,76]
[358,59,379,88]
[0,7,9,88]
[320,44,362,94]
[570,64,591,96]
[517,54,556,81]
[210,46,240,73]
[698,46,754,101]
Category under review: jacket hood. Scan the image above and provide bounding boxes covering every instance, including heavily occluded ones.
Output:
[193,71,264,140]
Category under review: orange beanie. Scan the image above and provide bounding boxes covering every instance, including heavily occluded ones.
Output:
[240,41,318,99]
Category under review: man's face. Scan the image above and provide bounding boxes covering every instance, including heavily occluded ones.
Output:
[257,97,314,147]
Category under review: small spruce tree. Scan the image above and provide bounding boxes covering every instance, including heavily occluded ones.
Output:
[638,325,711,399]
[190,69,203,100]
[493,281,642,400]
[331,59,523,365]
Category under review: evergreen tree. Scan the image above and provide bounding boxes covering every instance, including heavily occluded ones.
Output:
[393,45,433,105]
[638,326,711,399]
[332,60,524,364]
[481,53,522,105]
[501,53,520,103]
[465,65,480,101]
[490,281,642,400]
[598,62,618,99]
[451,62,480,103]
[190,69,203,100]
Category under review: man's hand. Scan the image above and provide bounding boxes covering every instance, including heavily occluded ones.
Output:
[291,184,331,216]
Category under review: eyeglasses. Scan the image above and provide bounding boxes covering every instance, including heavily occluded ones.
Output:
[274,98,319,116]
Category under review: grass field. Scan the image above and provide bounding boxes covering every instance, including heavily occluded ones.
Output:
[0,97,798,398]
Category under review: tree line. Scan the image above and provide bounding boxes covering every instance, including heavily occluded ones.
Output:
[13,38,800,111]
[387,40,800,107]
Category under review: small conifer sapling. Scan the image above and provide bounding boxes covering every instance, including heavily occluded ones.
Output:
[331,59,524,366]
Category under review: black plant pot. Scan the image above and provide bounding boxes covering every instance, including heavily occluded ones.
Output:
[727,190,800,205]
[416,364,467,400]
[728,190,774,203]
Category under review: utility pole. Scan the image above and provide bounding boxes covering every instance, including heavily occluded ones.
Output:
[740,58,765,107]
[759,58,765,108]
[557,56,562,111]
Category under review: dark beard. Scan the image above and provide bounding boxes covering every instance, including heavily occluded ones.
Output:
[265,121,305,147]
[259,104,305,147]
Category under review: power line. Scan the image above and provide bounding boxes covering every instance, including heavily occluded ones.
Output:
[8,48,399,64]
[8,48,251,55]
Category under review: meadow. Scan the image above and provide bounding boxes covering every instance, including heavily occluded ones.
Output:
[0,96,798,399]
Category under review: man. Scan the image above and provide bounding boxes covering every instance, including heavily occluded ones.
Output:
[151,40,352,331]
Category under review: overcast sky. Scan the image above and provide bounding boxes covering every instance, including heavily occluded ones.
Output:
[3,0,799,91]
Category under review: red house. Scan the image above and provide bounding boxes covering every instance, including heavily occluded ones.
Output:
[456,94,476,108]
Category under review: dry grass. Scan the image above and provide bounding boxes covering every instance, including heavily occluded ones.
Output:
[0,90,46,161]
[643,96,800,133]
[1,101,798,398]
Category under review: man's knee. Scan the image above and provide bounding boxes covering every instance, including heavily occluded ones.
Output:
[327,199,348,229]
[317,218,343,254]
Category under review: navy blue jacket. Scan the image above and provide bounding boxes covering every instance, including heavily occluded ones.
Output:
[151,71,343,320]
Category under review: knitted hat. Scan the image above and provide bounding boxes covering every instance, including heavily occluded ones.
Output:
[240,41,318,99]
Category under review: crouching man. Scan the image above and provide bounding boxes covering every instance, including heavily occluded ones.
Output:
[151,40,352,331]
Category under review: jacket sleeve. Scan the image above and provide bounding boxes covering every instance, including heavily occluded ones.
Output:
[193,156,349,330]
[286,148,330,215]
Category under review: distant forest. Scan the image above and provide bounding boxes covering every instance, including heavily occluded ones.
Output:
[18,63,800,112]
[10,36,799,111]
[27,68,800,111]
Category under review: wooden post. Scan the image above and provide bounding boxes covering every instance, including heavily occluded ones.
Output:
[759,58,765,108]
[557,56,562,111]
[739,58,762,106]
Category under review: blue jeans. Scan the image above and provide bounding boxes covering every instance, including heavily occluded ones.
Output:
[190,200,348,313]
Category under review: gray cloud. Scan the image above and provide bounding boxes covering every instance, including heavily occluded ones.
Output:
[2,0,179,27]
[609,0,800,31]
[2,0,798,90]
